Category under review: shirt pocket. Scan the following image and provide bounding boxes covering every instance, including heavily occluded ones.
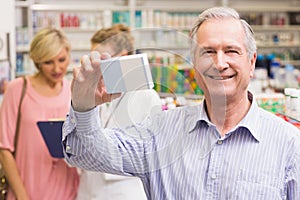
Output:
[232,169,284,200]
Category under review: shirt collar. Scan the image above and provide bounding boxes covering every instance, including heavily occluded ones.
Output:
[185,101,212,133]
[185,91,262,142]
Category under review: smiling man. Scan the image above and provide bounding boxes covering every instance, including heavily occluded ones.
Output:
[63,7,300,200]
[191,10,257,136]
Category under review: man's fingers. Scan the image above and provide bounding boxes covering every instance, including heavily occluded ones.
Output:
[96,93,121,105]
[76,52,102,84]
[111,93,122,100]
[81,55,93,71]
[70,52,116,109]
[90,51,101,67]
[73,66,84,82]
[100,52,111,60]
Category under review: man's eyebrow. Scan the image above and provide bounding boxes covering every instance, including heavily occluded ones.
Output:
[226,45,242,50]
[198,46,213,51]
[197,45,243,52]
[197,46,215,54]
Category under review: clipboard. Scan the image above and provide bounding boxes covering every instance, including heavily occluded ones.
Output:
[37,121,64,158]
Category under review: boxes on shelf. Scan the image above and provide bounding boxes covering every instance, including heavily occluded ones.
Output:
[151,65,203,96]
[255,93,285,114]
[147,52,203,96]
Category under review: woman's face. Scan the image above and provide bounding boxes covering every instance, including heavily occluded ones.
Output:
[39,48,70,84]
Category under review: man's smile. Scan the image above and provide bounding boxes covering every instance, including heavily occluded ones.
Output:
[205,74,236,80]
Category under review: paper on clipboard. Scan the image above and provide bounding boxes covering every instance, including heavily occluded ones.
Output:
[37,121,64,158]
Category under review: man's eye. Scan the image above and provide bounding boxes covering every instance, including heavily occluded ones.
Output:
[226,50,239,54]
[200,50,214,56]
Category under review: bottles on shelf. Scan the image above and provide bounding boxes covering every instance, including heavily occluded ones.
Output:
[284,88,300,119]
[31,10,129,31]
[15,53,35,77]
[255,31,299,47]
[239,12,300,51]
[135,10,198,29]
[256,93,285,114]
[14,1,300,91]
[16,27,29,50]
[240,12,289,26]
[250,52,300,94]
[148,52,203,96]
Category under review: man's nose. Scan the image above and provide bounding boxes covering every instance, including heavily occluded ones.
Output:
[214,52,229,71]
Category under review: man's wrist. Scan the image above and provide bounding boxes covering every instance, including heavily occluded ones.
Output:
[71,101,96,112]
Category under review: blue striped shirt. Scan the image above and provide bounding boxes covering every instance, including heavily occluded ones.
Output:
[63,95,300,200]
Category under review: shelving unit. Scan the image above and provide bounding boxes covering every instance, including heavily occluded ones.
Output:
[14,0,300,90]
[11,1,300,125]
[15,0,135,76]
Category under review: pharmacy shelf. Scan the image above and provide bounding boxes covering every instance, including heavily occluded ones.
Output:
[16,45,92,52]
[232,6,300,13]
[30,4,129,12]
[257,44,300,48]
[278,112,300,122]
[134,0,213,12]
[14,0,300,83]
[158,92,203,101]
[252,25,300,31]
[16,46,30,53]
[15,1,31,7]
[282,60,300,66]
[31,27,99,34]
[132,27,190,32]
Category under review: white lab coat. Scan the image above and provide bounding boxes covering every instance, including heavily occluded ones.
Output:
[76,89,162,200]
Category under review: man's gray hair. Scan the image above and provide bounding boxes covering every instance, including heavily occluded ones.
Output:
[190,7,257,61]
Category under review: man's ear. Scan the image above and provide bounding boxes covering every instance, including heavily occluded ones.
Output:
[91,43,98,51]
[119,49,129,56]
[249,52,257,78]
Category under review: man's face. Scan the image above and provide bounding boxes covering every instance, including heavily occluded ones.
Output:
[193,18,256,102]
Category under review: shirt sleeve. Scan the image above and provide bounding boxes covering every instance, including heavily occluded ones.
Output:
[0,79,23,151]
[285,138,300,199]
[62,105,150,177]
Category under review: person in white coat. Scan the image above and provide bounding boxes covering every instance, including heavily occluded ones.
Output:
[75,24,162,200]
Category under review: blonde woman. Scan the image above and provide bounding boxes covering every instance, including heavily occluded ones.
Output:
[0,27,79,200]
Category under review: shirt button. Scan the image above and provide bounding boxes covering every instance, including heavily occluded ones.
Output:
[71,118,76,123]
[211,174,217,179]
[282,196,287,200]
[217,140,223,145]
[66,145,71,151]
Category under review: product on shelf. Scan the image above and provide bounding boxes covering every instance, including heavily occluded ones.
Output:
[151,65,203,96]
[276,113,300,129]
[284,87,300,119]
[14,1,300,87]
[160,95,203,111]
[135,10,199,29]
[256,93,285,114]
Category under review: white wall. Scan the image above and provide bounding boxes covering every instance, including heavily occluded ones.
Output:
[0,0,15,79]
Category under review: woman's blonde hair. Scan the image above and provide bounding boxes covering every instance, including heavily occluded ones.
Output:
[29,27,71,69]
[91,24,134,55]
